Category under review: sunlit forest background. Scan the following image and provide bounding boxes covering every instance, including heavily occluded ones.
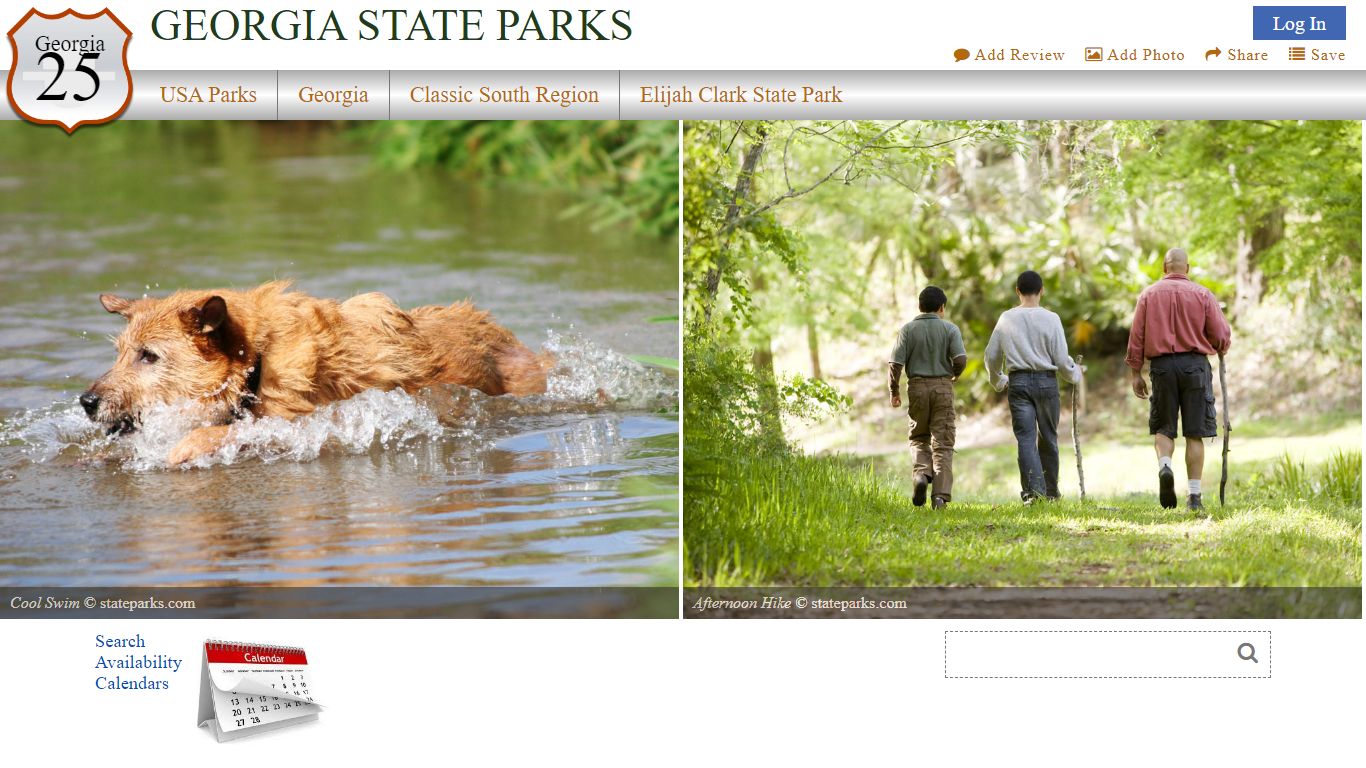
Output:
[686,119,1360,448]
[683,120,1362,587]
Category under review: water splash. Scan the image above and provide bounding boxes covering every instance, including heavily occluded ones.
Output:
[118,388,444,471]
[0,333,676,471]
[543,330,675,409]
[0,400,110,463]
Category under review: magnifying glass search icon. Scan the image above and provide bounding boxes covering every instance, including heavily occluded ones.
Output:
[1237,642,1258,663]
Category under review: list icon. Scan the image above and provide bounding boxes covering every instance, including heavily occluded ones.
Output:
[1288,46,1306,61]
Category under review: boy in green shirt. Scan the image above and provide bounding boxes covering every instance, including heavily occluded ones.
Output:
[889,286,968,509]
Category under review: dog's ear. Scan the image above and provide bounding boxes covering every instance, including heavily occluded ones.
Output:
[100,294,135,318]
[186,295,228,335]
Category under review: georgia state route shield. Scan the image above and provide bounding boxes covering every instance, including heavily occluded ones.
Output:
[7,8,133,133]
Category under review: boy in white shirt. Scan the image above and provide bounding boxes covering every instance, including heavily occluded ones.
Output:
[984,270,1083,503]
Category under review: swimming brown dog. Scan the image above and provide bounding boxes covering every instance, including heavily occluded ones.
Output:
[79,281,550,465]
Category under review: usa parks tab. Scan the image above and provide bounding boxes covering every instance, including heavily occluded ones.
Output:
[639,83,844,108]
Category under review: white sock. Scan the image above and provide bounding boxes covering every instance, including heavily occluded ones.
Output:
[1158,456,1172,471]
[1189,479,1201,496]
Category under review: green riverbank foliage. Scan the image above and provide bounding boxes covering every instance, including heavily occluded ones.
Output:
[368,120,678,237]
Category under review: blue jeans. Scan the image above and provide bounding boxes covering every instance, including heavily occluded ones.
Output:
[1007,371,1061,501]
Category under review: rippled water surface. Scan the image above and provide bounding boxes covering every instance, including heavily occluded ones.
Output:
[0,123,678,589]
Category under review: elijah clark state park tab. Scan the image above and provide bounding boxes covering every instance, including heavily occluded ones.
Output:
[640,84,844,108]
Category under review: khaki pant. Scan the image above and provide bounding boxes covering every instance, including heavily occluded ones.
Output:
[906,377,956,500]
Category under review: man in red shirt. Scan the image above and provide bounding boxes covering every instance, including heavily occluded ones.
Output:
[1126,248,1232,511]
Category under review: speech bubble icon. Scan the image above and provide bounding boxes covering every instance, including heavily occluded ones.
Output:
[954,48,970,62]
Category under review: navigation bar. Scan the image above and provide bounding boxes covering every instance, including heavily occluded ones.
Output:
[5,70,1365,120]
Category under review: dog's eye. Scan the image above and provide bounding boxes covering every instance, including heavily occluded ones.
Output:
[139,349,159,364]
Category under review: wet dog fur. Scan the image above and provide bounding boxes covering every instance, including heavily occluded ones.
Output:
[81,281,550,465]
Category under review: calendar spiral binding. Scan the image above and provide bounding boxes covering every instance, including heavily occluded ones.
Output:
[206,639,306,656]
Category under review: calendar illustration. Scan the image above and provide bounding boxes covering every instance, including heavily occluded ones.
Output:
[197,640,321,742]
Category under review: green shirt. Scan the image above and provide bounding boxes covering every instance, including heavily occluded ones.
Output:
[890,313,967,378]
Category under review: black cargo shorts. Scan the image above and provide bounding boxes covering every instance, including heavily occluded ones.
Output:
[1148,352,1218,439]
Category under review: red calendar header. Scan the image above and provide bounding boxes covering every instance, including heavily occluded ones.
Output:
[205,642,308,666]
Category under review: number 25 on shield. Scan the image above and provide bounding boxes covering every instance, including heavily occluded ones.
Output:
[36,52,101,102]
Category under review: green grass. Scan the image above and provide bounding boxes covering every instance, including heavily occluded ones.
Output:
[684,440,1362,589]
[1233,410,1359,438]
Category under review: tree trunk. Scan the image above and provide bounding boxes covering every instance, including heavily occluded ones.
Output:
[859,237,884,302]
[1048,124,1066,182]
[749,271,784,443]
[1227,162,1284,321]
[751,342,784,445]
[1013,121,1035,196]
[1233,207,1284,320]
[889,242,901,311]
[703,123,769,321]
[1128,199,1147,254]
[806,318,823,380]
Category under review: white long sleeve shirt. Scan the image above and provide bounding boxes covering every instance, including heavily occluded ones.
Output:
[984,306,1083,391]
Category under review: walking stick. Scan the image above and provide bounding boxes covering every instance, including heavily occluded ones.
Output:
[1218,353,1230,507]
[1071,355,1086,501]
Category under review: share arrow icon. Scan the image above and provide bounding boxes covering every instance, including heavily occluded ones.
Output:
[1205,47,1222,60]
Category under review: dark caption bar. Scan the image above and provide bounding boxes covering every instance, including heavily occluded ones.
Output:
[684,587,1361,619]
[3,587,678,619]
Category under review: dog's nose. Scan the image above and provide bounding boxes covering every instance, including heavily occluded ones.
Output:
[79,391,101,417]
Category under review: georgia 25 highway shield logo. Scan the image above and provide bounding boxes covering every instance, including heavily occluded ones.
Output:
[7,8,133,133]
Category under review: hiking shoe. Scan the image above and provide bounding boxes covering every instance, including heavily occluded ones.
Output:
[1158,466,1177,509]
[1188,494,1204,512]
[913,473,933,507]
[931,495,948,510]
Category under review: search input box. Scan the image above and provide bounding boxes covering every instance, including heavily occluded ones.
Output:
[945,631,1271,678]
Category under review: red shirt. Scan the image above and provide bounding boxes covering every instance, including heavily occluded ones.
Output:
[1125,274,1232,370]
